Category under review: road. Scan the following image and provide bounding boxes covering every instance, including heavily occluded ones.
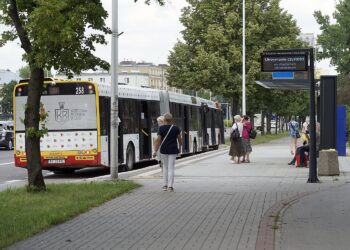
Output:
[0,149,153,185]
[0,149,29,184]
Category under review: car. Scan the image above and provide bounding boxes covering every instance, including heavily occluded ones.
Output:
[0,121,14,150]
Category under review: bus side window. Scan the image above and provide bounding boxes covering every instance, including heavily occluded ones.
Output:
[99,97,109,136]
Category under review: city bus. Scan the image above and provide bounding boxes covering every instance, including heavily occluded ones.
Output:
[13,79,224,172]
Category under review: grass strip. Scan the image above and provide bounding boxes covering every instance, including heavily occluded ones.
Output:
[0,180,140,249]
[225,131,289,145]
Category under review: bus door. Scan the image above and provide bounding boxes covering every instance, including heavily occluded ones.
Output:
[211,110,216,145]
[139,101,151,160]
[183,105,190,153]
[118,99,124,163]
[200,103,209,149]
[99,96,110,166]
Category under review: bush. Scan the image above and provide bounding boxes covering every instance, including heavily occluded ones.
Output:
[224,119,232,127]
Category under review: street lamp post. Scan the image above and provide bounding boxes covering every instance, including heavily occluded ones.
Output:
[110,0,119,179]
[242,0,246,115]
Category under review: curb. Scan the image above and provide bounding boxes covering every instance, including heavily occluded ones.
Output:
[255,192,310,250]
[92,146,229,180]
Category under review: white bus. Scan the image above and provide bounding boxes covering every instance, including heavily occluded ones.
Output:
[13,79,224,172]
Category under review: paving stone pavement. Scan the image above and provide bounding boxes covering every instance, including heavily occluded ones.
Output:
[8,137,350,250]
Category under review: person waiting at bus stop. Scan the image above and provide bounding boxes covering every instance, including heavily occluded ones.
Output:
[156,116,164,172]
[153,112,182,192]
[288,122,320,167]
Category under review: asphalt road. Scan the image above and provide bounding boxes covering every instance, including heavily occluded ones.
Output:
[0,149,154,185]
[0,149,29,184]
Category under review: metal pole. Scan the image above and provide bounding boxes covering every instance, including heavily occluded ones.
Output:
[110,0,119,179]
[308,47,318,183]
[242,0,246,115]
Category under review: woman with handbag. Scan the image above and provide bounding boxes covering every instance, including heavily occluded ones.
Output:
[288,119,300,155]
[153,112,182,192]
[229,115,244,164]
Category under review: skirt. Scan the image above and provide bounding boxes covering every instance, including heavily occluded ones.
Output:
[229,137,243,157]
[242,138,252,153]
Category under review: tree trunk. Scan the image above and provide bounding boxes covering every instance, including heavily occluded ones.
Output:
[261,111,265,136]
[231,93,240,118]
[25,67,46,191]
[266,112,272,135]
[275,116,278,134]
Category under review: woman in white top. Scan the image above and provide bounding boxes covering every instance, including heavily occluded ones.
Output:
[229,115,244,164]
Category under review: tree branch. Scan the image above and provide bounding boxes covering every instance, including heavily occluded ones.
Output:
[8,0,32,54]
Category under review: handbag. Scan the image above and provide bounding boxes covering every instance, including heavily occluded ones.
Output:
[230,123,240,141]
[249,129,257,139]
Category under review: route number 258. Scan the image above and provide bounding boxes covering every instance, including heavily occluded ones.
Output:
[76,87,85,95]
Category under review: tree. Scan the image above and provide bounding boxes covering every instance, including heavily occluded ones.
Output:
[314,0,350,74]
[19,65,52,79]
[0,80,16,114]
[167,0,304,116]
[0,1,110,191]
[314,1,350,105]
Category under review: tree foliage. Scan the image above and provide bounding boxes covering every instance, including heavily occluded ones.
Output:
[0,80,16,114]
[19,65,52,79]
[167,0,304,115]
[314,0,350,74]
[314,0,350,105]
[0,0,111,190]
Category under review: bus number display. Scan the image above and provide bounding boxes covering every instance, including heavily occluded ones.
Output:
[76,86,85,95]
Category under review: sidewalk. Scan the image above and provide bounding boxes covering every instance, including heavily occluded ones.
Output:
[8,137,350,250]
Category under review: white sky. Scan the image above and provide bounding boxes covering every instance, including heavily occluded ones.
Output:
[0,0,337,74]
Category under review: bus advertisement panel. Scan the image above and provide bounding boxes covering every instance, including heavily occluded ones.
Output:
[14,81,100,168]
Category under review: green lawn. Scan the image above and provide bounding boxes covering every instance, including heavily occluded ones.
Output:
[0,180,139,249]
[225,131,289,145]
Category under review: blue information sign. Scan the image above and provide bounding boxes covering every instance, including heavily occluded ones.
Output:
[272,72,294,79]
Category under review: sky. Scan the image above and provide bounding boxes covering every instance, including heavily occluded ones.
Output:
[0,0,338,74]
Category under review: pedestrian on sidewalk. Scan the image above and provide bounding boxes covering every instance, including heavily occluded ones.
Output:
[229,115,244,164]
[156,116,164,172]
[288,118,300,155]
[153,112,182,192]
[242,115,252,163]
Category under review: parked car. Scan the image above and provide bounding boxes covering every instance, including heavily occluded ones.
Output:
[0,121,14,150]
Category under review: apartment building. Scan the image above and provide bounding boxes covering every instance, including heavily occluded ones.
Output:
[55,61,181,93]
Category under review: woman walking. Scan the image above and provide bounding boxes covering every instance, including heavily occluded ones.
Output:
[242,115,252,163]
[229,115,244,164]
[153,112,182,192]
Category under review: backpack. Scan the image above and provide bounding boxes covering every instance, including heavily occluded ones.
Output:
[249,129,257,139]
[230,123,240,141]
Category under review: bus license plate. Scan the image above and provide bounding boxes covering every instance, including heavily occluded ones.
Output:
[48,159,65,164]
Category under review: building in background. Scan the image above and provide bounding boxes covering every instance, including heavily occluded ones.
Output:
[55,61,182,93]
[0,69,20,88]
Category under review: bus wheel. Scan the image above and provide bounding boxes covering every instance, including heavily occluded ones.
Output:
[126,145,135,171]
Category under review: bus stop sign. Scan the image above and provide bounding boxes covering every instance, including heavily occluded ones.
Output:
[261,50,308,72]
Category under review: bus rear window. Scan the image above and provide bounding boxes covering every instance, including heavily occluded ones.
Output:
[15,82,95,96]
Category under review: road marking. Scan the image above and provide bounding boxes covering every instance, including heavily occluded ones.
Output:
[5,180,22,183]
[0,162,14,166]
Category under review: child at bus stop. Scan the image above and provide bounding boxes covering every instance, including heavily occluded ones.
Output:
[156,116,164,172]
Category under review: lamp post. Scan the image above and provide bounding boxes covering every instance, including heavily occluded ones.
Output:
[110,0,119,179]
[242,0,246,115]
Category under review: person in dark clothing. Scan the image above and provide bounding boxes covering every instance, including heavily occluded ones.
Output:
[288,122,320,167]
[153,112,182,192]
